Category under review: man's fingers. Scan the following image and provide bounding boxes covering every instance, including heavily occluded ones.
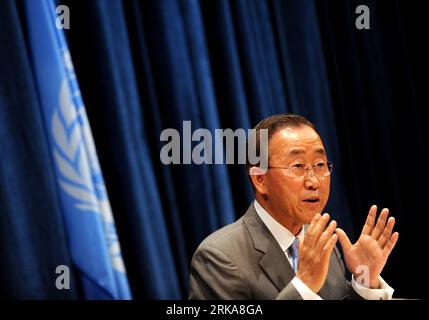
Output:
[307,213,331,247]
[361,205,377,235]
[321,234,338,263]
[298,236,303,254]
[304,213,321,244]
[371,208,389,240]
[378,217,395,248]
[383,232,399,257]
[304,213,329,247]
[316,220,337,251]
[335,227,352,251]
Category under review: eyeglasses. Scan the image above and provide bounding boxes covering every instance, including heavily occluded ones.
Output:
[267,161,333,179]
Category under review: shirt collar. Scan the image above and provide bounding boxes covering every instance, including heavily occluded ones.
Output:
[254,199,304,252]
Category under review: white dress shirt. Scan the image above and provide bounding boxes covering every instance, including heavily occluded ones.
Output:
[253,200,394,300]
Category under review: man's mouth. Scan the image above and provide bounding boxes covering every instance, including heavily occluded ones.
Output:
[303,197,320,203]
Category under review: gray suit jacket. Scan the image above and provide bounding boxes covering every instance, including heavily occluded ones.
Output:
[189,203,362,300]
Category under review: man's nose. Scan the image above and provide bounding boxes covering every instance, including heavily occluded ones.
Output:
[304,172,320,190]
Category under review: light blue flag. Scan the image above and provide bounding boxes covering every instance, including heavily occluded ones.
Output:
[24,0,132,299]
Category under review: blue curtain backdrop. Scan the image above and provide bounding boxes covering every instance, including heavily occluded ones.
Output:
[0,0,427,299]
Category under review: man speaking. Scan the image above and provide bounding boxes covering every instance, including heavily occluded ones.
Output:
[189,113,398,300]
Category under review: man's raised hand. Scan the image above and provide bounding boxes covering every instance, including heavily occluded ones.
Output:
[296,213,338,293]
[335,205,399,288]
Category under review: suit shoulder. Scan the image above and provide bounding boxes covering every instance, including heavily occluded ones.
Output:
[195,216,249,256]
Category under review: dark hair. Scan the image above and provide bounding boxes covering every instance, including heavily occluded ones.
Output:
[246,113,318,176]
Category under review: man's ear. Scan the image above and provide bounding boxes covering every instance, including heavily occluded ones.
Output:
[249,168,268,195]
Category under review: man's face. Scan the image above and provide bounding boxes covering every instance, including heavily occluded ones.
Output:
[258,125,330,229]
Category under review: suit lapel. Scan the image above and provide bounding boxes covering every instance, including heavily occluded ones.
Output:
[259,243,295,292]
[243,204,295,292]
